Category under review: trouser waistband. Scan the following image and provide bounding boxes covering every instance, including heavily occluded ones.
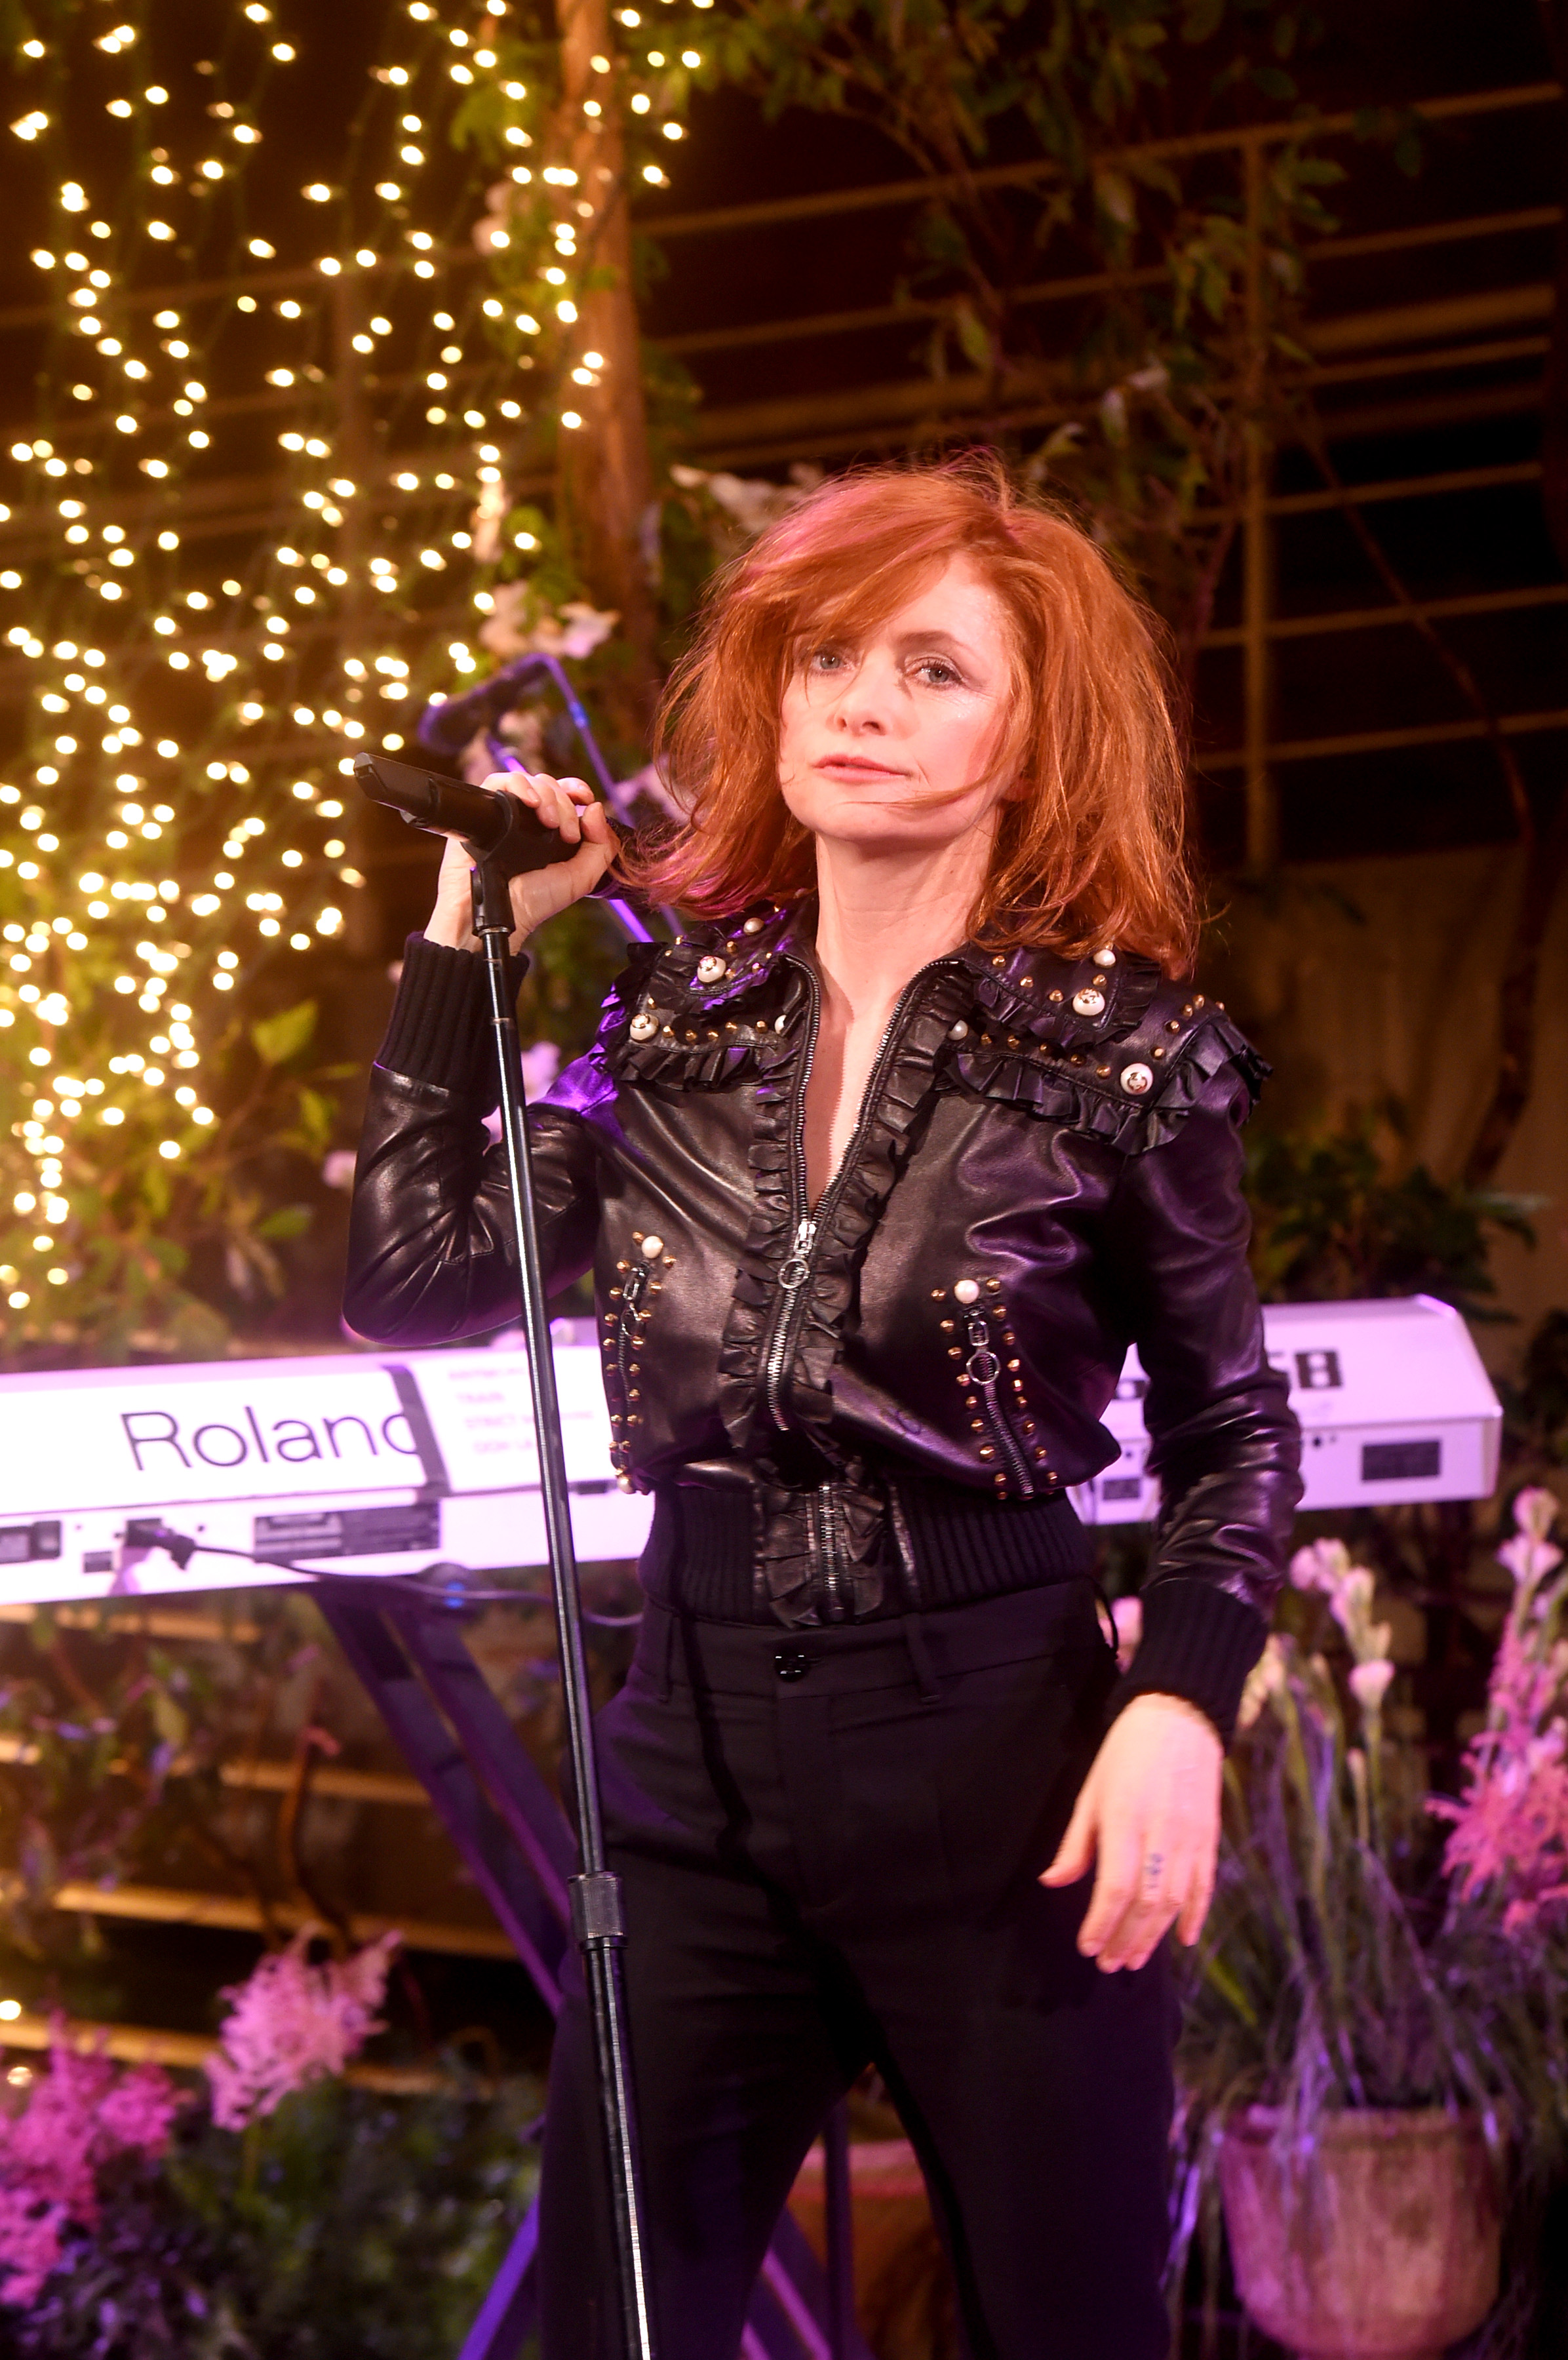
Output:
[633,1579,1106,1702]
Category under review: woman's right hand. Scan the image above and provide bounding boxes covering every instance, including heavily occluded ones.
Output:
[423,770,616,953]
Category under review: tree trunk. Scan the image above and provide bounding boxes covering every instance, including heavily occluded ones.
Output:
[554,0,659,726]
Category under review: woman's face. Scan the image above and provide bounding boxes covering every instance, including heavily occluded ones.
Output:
[777,554,1017,859]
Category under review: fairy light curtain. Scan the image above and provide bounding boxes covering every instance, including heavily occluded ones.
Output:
[0,0,711,1341]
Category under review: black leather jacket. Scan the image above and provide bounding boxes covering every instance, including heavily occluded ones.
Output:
[345,903,1301,1742]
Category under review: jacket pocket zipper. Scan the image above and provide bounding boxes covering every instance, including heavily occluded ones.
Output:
[616,1261,648,1411]
[963,1308,1035,1497]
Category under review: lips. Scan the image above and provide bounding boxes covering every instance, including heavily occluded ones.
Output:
[814,755,907,778]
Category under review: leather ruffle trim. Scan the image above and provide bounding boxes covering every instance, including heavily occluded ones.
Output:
[942,1013,1269,1154]
[714,970,973,1463]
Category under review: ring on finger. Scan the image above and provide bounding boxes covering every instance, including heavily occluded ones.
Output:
[1141,1851,1166,1891]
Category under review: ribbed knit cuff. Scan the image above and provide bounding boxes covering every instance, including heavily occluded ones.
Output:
[1112,1577,1268,1750]
[376,932,528,1105]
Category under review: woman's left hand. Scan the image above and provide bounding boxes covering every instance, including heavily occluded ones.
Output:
[1039,1693,1223,1971]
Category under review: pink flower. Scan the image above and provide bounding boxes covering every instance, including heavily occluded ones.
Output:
[205,1925,400,2131]
[1348,1659,1396,1715]
[0,2022,178,2306]
[1436,1489,1568,1935]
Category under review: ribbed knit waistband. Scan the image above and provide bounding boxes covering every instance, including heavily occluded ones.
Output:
[637,1465,1092,1625]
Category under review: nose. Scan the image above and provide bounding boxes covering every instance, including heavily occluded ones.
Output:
[829,648,897,733]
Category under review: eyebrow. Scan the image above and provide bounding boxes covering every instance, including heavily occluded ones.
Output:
[887,625,988,667]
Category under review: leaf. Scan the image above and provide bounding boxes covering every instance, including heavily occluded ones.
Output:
[953,303,992,371]
[293,1086,336,1156]
[1093,168,1136,230]
[251,1001,318,1067]
[1200,1952,1261,2028]
[151,1691,189,1751]
[254,1204,313,1242]
[1179,0,1225,41]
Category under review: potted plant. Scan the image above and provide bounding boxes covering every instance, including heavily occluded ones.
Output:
[1170,1491,1568,2359]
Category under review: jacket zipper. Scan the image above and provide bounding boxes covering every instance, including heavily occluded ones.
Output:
[962,1305,1036,1497]
[760,960,948,1432]
[803,1477,846,1619]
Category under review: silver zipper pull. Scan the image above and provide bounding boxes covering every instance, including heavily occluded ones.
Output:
[778,1215,817,1290]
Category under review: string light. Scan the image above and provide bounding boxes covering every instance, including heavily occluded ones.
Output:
[0,0,708,1343]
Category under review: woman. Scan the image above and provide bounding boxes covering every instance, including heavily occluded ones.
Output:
[345,458,1301,2359]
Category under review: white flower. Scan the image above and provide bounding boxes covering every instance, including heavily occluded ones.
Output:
[1237,1634,1289,1731]
[1290,1538,1350,1595]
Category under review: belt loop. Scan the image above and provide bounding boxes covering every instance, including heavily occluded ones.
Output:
[904,1611,940,1707]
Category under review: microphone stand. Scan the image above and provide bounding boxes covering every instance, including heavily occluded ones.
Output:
[469,842,657,2360]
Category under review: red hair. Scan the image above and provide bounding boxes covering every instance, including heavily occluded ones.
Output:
[623,454,1198,972]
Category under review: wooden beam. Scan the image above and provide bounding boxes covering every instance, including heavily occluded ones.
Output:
[639,81,1563,243]
[1241,136,1276,871]
[0,2010,463,2093]
[34,1878,516,1958]
[1204,581,1568,648]
[1197,705,1568,772]
[0,1600,260,1642]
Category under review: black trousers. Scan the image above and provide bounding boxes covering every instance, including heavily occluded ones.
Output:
[537,1581,1176,2360]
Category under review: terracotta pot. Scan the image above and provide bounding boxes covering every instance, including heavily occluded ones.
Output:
[1218,2106,1501,2360]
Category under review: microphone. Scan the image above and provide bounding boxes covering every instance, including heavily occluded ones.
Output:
[353,750,584,880]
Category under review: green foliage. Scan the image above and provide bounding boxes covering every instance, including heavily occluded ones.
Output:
[696,0,1354,659]
[1499,1310,1568,1475]
[0,2077,543,2360]
[0,1596,315,1965]
[1244,1105,1539,1320]
[247,1004,315,1071]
